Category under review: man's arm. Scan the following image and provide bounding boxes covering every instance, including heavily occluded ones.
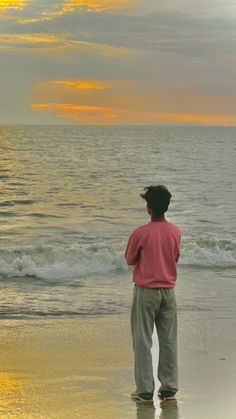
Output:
[175,231,181,263]
[125,231,141,266]
[175,250,180,263]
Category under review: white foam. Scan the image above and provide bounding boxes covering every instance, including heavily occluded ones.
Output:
[179,238,236,267]
[0,244,127,280]
[0,237,235,280]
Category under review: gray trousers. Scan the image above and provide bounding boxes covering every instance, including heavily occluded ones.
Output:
[131,285,178,396]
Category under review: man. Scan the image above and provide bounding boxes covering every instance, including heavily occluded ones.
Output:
[125,185,181,403]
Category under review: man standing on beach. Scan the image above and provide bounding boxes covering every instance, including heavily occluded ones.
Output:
[125,185,181,403]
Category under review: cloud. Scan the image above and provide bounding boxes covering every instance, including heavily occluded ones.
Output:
[146,0,236,19]
[14,0,137,24]
[0,33,65,44]
[31,103,236,126]
[61,0,137,13]
[31,103,116,124]
[38,79,138,90]
[1,1,236,125]
[30,78,236,125]
[0,0,28,13]
[0,32,135,57]
[52,80,113,90]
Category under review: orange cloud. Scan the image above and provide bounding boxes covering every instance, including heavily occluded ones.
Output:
[32,103,112,112]
[39,79,137,91]
[31,103,116,124]
[0,0,27,13]
[113,111,236,126]
[0,33,65,44]
[17,0,137,24]
[0,33,134,57]
[30,78,236,125]
[31,104,236,126]
[51,80,112,90]
[61,0,136,13]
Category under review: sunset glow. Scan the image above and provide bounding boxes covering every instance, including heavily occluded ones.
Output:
[52,80,112,90]
[0,0,27,13]
[30,78,236,125]
[0,33,65,44]
[1,0,236,125]
[16,0,137,23]
[31,103,116,124]
[0,32,134,56]
[61,0,137,13]
[50,80,137,91]
[31,103,236,126]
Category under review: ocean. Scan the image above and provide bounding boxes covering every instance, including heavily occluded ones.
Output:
[0,125,235,319]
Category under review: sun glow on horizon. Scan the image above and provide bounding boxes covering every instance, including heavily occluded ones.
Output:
[31,103,116,124]
[29,78,236,126]
[31,103,236,126]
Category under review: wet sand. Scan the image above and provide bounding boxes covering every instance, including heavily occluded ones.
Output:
[0,298,235,419]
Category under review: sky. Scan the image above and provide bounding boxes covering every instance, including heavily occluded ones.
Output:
[0,0,236,125]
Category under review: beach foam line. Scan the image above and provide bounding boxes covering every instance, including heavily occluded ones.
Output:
[0,244,127,280]
[180,237,236,268]
[0,237,235,279]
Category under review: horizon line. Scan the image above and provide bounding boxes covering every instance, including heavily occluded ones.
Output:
[1,123,236,128]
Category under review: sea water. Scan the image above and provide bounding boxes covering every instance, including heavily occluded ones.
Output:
[0,125,235,318]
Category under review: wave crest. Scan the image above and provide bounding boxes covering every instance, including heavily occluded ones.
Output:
[180,238,236,267]
[0,244,126,279]
[0,237,235,279]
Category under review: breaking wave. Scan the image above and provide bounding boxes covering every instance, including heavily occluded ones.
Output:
[0,237,235,279]
[180,237,236,268]
[0,244,126,280]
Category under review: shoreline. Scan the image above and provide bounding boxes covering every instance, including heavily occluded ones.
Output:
[0,305,235,418]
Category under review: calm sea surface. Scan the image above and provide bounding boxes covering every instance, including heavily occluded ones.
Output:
[0,125,235,318]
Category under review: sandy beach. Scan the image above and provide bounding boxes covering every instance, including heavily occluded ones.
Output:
[0,268,236,419]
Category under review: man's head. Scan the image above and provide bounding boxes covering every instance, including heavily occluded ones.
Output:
[140,185,172,219]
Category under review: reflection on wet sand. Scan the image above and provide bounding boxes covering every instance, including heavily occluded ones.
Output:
[136,403,156,419]
[159,400,179,419]
[136,400,179,419]
[0,372,26,416]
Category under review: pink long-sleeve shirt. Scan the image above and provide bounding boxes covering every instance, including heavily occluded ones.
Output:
[125,219,181,288]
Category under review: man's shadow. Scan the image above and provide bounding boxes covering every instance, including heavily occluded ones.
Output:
[136,400,180,419]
